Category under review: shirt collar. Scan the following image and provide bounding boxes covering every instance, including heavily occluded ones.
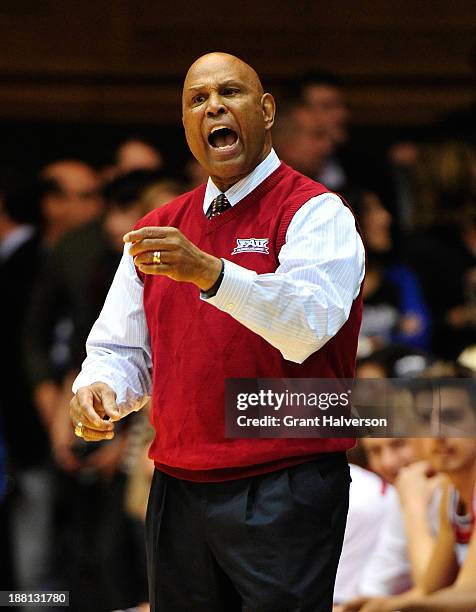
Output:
[203,148,280,213]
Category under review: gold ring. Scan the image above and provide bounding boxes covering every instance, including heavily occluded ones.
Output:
[152,250,161,265]
[74,421,84,438]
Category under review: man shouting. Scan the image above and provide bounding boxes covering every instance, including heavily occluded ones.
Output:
[70,52,365,611]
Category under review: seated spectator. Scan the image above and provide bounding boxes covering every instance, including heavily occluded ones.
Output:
[360,437,421,487]
[352,190,430,355]
[384,487,476,611]
[406,202,476,360]
[332,351,426,608]
[333,464,394,606]
[342,368,476,611]
[357,345,431,380]
[372,527,476,611]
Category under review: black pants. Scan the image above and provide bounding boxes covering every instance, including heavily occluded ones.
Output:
[146,453,350,612]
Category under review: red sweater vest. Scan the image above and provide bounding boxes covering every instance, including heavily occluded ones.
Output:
[135,162,362,481]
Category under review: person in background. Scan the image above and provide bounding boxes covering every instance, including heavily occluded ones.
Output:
[333,464,394,607]
[33,159,104,429]
[360,437,420,486]
[25,170,166,471]
[24,170,166,612]
[101,137,164,182]
[352,189,430,356]
[382,488,476,611]
[116,138,163,173]
[25,169,163,432]
[356,345,431,484]
[407,202,476,360]
[334,346,432,609]
[295,71,396,210]
[0,170,51,601]
[40,159,103,248]
[298,71,349,149]
[342,368,476,611]
[273,100,334,178]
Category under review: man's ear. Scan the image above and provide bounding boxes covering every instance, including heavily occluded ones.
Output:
[261,93,276,130]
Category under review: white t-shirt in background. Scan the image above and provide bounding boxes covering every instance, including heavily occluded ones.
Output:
[334,464,393,603]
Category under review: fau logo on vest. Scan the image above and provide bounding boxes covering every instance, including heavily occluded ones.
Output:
[232,238,269,255]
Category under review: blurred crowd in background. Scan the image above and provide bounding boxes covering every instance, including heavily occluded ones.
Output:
[0,66,475,612]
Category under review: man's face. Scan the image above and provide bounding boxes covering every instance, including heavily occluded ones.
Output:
[182,53,275,191]
[284,106,334,175]
[303,84,349,145]
[42,161,102,229]
[418,387,476,473]
[422,437,476,474]
[361,438,419,484]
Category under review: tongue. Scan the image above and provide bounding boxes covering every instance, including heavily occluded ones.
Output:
[214,131,236,148]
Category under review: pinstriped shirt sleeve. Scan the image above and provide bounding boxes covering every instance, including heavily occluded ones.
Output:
[204,193,365,363]
[72,246,152,416]
[73,190,364,402]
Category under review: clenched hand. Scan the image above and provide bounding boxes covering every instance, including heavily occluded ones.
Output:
[70,382,120,442]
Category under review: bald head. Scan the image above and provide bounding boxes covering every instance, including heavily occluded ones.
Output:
[183,53,263,105]
[181,52,275,191]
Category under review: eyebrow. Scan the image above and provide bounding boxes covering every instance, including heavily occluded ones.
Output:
[186,79,243,92]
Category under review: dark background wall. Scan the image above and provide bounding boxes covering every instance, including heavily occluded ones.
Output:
[1,0,475,171]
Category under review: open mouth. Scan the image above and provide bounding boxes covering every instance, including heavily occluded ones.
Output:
[208,127,238,149]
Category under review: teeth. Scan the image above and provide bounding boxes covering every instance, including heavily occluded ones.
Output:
[210,126,229,134]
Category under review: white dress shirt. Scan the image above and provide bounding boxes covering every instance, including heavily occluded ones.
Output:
[73,149,365,415]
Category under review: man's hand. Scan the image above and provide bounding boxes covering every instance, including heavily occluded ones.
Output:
[395,460,443,511]
[124,226,222,291]
[69,382,120,442]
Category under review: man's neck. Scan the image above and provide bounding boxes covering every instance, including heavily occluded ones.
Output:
[210,143,273,192]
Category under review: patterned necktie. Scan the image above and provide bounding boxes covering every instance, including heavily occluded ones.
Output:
[207,193,231,219]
